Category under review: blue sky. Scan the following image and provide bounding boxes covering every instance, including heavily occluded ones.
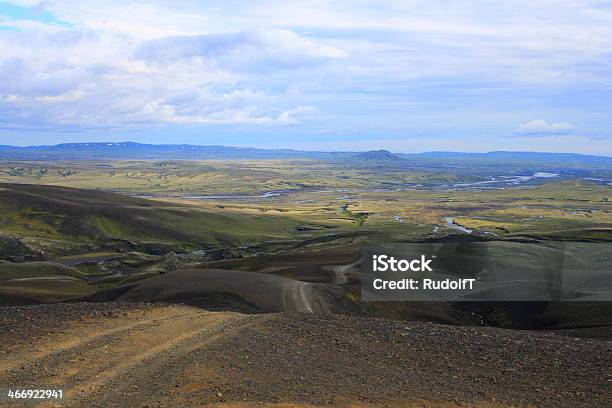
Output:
[0,0,611,154]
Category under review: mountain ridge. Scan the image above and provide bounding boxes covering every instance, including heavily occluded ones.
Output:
[0,142,610,164]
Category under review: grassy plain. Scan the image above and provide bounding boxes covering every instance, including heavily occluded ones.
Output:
[0,160,467,195]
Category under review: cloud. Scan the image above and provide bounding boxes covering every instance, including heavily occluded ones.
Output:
[515,120,576,136]
[0,0,612,151]
[136,29,347,72]
[0,58,90,97]
[0,23,339,129]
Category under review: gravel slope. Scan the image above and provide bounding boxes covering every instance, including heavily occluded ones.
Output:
[86,269,349,313]
[0,303,609,408]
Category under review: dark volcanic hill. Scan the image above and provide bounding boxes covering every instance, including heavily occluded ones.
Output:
[351,149,400,161]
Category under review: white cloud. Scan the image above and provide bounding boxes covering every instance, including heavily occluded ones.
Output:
[136,29,347,72]
[516,120,576,136]
[0,21,342,129]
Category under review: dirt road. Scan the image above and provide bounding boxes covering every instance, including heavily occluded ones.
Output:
[0,305,259,408]
[332,259,360,285]
[0,303,609,408]
[282,281,330,313]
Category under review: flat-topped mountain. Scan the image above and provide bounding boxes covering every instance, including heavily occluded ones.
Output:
[351,150,400,161]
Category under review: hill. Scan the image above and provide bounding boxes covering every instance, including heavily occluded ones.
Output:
[351,149,400,161]
[87,268,353,313]
[0,183,301,259]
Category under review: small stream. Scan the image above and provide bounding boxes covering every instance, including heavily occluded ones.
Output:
[443,217,473,233]
[184,191,281,200]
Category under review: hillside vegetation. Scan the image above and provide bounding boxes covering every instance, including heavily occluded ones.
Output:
[0,183,303,259]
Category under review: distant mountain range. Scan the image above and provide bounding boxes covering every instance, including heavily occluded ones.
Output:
[0,143,611,167]
[0,142,346,160]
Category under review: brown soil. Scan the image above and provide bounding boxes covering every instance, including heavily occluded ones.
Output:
[0,303,609,408]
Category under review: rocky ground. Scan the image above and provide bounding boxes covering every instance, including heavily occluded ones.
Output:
[0,303,609,408]
[0,303,160,352]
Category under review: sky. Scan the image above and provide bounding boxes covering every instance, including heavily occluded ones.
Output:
[0,1,611,154]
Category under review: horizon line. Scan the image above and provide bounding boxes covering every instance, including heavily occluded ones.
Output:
[1,141,612,158]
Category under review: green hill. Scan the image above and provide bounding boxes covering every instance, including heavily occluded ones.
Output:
[0,183,301,259]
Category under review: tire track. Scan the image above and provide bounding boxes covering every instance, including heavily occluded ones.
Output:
[0,308,255,408]
[65,313,260,408]
[60,313,244,406]
[0,308,200,377]
[282,281,317,312]
[297,283,315,312]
